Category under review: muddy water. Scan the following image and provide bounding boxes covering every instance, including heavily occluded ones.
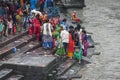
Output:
[65,0,120,80]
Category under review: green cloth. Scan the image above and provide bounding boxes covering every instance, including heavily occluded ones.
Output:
[56,47,66,56]
[54,31,59,38]
[74,48,83,60]
[0,22,4,32]
[55,36,66,56]
[17,26,21,32]
[56,25,61,32]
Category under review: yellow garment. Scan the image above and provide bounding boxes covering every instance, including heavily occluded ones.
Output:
[68,52,74,58]
[16,15,23,23]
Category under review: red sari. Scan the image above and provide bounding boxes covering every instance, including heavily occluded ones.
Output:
[68,34,75,58]
[33,18,41,41]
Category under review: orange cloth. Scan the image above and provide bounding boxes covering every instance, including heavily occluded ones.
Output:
[72,12,80,22]
[68,34,75,58]
[20,0,24,6]
[42,14,47,21]
[72,13,76,20]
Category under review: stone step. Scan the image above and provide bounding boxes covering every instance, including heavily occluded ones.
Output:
[57,74,82,80]
[2,41,40,61]
[57,59,76,76]
[0,35,35,59]
[28,47,55,55]
[82,56,92,63]
[0,31,28,48]
[0,69,13,80]
[6,75,24,80]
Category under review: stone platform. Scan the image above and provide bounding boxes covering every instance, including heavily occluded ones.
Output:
[2,54,58,80]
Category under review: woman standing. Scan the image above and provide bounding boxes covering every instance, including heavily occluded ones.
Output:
[68,26,75,59]
[81,30,89,56]
[68,33,75,59]
[0,17,4,37]
[33,14,41,41]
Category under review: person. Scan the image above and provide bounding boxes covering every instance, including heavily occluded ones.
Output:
[81,30,89,56]
[16,8,23,32]
[27,16,34,37]
[7,17,13,35]
[42,12,47,23]
[42,20,53,49]
[33,14,41,41]
[68,30,75,59]
[72,11,80,22]
[3,16,7,37]
[76,23,81,31]
[61,19,69,31]
[74,27,80,47]
[13,24,17,35]
[44,0,54,8]
[22,2,29,30]
[60,27,69,55]
[40,0,45,12]
[49,16,55,30]
[0,16,4,37]
[83,38,89,56]
[30,0,37,10]
[74,46,83,64]
[20,0,24,7]
[54,15,60,25]
[54,28,66,56]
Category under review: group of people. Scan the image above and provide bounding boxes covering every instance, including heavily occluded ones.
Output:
[0,0,89,63]
[0,0,54,37]
[27,12,89,63]
[0,0,30,37]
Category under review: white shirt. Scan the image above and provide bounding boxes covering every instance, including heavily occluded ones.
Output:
[60,30,69,43]
[8,21,13,28]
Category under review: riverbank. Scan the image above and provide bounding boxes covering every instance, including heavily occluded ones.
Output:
[71,0,120,80]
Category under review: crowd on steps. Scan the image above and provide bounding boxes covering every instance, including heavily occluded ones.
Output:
[0,0,89,63]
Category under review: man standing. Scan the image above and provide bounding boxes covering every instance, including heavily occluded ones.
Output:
[60,27,69,55]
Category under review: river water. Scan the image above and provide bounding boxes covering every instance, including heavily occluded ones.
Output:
[67,0,120,80]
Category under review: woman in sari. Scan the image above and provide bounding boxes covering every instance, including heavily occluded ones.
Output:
[68,26,75,59]
[0,17,4,37]
[81,30,89,56]
[55,26,66,56]
[68,33,75,59]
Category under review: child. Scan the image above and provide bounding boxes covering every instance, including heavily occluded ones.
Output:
[13,24,17,35]
[7,18,13,35]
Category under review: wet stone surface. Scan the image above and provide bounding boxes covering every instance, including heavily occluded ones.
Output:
[3,55,56,67]
[69,0,120,80]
